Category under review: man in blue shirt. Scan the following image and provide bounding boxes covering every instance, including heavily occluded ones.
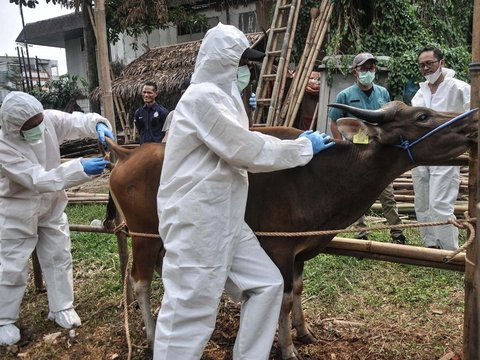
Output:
[134,81,169,144]
[328,52,406,244]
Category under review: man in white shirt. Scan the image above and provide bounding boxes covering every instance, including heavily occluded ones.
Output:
[411,46,471,250]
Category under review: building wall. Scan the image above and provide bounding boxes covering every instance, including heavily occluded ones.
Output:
[110,2,258,66]
[65,38,88,81]
[0,56,58,103]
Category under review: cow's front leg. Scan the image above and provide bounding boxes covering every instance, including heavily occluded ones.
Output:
[292,261,316,344]
[278,291,302,360]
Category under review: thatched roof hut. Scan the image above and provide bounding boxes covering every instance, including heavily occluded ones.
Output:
[92,32,265,105]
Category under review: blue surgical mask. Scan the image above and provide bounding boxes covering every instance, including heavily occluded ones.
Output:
[236,65,251,91]
[358,71,376,86]
[22,122,45,144]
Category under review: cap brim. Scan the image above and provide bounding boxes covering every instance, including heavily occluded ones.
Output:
[241,47,266,61]
[355,57,378,67]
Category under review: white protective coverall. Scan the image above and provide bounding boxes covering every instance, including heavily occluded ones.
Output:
[155,23,314,359]
[0,92,111,342]
[411,68,470,249]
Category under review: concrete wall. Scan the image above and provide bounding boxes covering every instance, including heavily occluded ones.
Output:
[65,38,88,81]
[110,2,258,66]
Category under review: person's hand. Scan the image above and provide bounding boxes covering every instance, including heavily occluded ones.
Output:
[81,157,110,175]
[249,93,257,110]
[96,123,114,147]
[299,130,335,155]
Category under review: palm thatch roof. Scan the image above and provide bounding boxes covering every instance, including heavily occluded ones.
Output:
[91,32,264,102]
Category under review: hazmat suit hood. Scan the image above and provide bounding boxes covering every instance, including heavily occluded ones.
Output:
[0,92,44,138]
[191,23,249,87]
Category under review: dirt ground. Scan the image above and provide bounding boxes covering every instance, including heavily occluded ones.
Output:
[0,289,464,360]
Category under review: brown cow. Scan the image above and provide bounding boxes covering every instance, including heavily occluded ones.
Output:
[105,101,477,359]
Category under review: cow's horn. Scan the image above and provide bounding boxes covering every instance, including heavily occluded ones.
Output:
[328,103,390,124]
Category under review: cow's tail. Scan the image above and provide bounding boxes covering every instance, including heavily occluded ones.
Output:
[103,191,117,232]
[102,138,132,231]
[105,137,132,161]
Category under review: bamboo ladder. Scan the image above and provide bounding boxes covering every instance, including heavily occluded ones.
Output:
[253,0,302,126]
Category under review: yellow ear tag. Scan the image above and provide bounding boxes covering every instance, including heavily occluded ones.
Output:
[353,129,369,144]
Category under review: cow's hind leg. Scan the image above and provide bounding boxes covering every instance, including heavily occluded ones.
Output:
[292,260,316,344]
[130,236,163,347]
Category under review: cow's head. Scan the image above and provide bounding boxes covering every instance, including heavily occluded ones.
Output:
[330,101,477,163]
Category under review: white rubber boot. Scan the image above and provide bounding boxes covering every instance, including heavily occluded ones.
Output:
[48,308,81,329]
[0,324,20,346]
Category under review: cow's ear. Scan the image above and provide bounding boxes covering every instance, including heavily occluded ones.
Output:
[337,118,378,142]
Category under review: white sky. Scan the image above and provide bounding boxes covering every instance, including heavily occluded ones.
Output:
[0,2,73,75]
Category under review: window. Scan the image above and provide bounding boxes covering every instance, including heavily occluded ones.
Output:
[177,17,218,36]
[177,16,218,43]
[238,11,256,33]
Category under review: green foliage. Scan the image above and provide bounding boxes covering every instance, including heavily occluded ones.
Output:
[294,0,473,100]
[29,74,87,110]
[106,0,208,46]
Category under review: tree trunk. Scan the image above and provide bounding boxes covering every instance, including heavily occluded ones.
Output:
[83,0,101,113]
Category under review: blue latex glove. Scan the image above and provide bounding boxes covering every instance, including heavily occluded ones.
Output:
[81,157,110,175]
[96,123,114,147]
[249,93,257,110]
[299,130,335,155]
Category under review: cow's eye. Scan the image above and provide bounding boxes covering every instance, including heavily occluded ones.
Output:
[417,113,429,122]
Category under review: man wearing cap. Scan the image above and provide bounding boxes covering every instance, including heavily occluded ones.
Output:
[154,23,335,359]
[0,91,112,346]
[328,52,406,244]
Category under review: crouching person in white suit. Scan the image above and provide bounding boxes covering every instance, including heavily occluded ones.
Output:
[0,91,113,346]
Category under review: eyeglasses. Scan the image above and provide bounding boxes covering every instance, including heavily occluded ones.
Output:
[356,64,376,72]
[417,60,440,69]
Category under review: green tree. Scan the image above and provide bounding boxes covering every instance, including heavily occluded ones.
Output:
[316,0,473,100]
[29,74,87,110]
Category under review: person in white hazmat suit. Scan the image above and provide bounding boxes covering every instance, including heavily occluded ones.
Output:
[411,46,470,250]
[0,91,113,346]
[154,23,335,359]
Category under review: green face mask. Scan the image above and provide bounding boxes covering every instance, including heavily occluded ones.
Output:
[236,65,251,91]
[358,71,376,86]
[22,122,45,144]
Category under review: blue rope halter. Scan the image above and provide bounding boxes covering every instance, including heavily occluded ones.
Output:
[394,108,479,162]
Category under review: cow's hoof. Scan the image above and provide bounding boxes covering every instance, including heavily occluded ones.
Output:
[284,354,304,360]
[296,332,317,344]
[282,347,304,360]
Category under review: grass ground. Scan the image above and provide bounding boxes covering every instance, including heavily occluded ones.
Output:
[0,204,466,359]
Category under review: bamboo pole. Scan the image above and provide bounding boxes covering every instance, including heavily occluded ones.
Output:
[287,2,333,126]
[309,102,319,130]
[324,237,464,272]
[371,202,469,216]
[464,0,480,356]
[286,2,332,126]
[282,4,326,126]
[278,5,322,125]
[276,7,321,125]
